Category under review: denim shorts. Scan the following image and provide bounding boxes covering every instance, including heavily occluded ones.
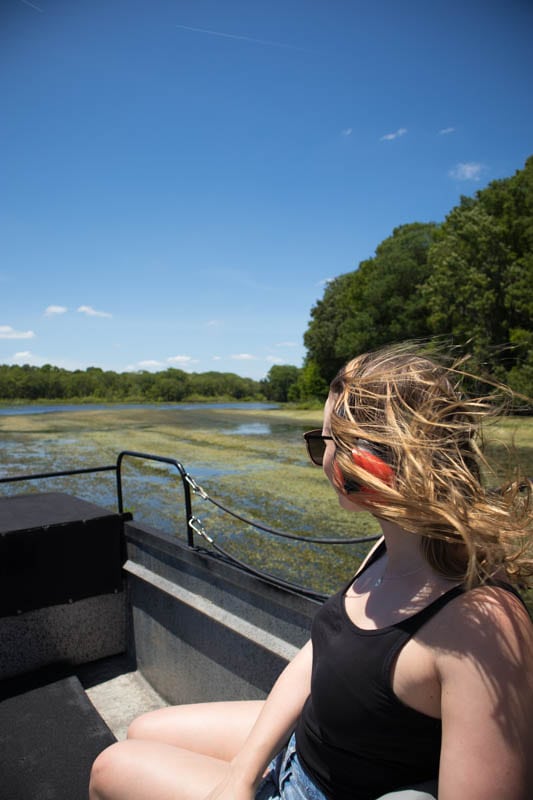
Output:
[255,733,327,800]
[255,734,438,800]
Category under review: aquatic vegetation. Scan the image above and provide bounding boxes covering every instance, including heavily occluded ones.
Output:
[1,404,531,598]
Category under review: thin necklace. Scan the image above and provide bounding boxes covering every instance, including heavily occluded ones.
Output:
[372,565,426,588]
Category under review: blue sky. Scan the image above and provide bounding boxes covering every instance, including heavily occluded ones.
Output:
[1,0,532,381]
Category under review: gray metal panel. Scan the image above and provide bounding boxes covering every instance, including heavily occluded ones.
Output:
[0,592,127,681]
[125,521,320,703]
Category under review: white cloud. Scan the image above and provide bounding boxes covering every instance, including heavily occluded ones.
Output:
[449,162,485,181]
[212,356,222,361]
[44,305,68,316]
[7,352,90,370]
[380,127,407,141]
[341,128,352,137]
[266,356,284,364]
[206,319,222,327]
[275,341,298,347]
[10,350,45,366]
[0,325,35,339]
[317,278,333,287]
[77,305,112,318]
[130,355,200,371]
[167,355,197,365]
[439,127,455,135]
[231,353,256,360]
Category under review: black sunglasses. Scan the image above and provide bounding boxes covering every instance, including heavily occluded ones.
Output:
[303,429,334,466]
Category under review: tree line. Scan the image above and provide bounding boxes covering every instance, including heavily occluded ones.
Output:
[0,364,262,403]
[1,156,531,404]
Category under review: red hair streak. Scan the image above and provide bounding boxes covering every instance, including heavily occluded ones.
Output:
[333,449,394,495]
[351,448,394,490]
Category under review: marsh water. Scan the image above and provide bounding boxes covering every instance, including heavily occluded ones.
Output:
[0,402,383,594]
[1,403,531,595]
[0,402,277,416]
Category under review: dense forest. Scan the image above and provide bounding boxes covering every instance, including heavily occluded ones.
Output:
[1,156,531,404]
[0,365,262,403]
[289,154,533,402]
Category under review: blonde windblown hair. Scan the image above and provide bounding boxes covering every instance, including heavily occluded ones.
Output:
[329,344,533,588]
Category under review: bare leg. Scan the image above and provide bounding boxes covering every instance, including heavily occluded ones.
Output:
[90,700,265,800]
[89,739,232,800]
[127,700,265,760]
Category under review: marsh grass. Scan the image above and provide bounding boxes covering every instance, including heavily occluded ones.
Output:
[483,417,533,482]
[1,405,532,598]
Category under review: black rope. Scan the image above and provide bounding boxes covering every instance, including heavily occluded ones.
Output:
[199,491,380,546]
[199,537,328,602]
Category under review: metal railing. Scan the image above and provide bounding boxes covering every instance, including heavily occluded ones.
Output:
[0,451,379,600]
[0,451,196,543]
[115,451,195,545]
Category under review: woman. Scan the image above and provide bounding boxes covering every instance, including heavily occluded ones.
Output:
[90,345,533,800]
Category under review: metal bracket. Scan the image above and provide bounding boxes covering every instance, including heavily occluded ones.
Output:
[188,515,213,544]
[184,474,208,500]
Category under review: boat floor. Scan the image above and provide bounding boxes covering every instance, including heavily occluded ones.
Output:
[79,653,168,741]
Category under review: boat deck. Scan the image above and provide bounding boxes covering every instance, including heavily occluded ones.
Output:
[0,489,317,799]
[80,654,167,741]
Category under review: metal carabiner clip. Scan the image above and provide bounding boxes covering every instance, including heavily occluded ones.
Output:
[185,473,208,500]
[188,515,213,544]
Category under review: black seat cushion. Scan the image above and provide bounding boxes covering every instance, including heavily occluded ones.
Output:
[0,492,127,616]
[0,675,116,799]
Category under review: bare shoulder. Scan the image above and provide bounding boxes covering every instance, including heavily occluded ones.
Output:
[431,585,533,800]
[422,583,533,689]
[412,582,533,703]
[431,583,533,661]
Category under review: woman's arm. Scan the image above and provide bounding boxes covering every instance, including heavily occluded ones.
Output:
[436,589,533,800]
[205,640,313,800]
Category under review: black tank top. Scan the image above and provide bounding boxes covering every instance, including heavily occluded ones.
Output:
[295,545,524,800]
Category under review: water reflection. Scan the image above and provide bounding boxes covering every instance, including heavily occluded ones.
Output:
[0,401,278,417]
[223,423,271,436]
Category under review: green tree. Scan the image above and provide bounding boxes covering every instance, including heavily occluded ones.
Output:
[0,364,262,402]
[289,360,328,402]
[303,272,357,384]
[423,156,533,383]
[151,369,189,401]
[262,365,301,402]
[304,222,437,383]
[302,156,532,394]
[423,201,511,367]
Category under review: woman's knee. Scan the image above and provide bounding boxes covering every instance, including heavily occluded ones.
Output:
[89,741,135,799]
